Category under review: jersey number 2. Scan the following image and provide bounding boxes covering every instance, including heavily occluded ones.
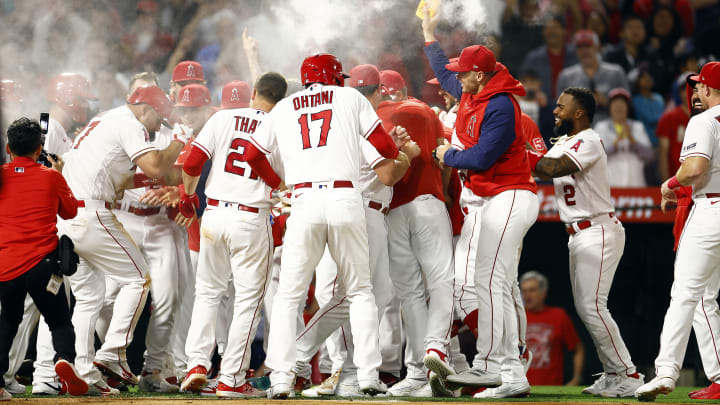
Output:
[298,110,332,149]
[563,185,576,206]
[224,138,258,180]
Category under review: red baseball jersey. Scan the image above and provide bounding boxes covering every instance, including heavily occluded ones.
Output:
[656,106,690,176]
[526,306,580,385]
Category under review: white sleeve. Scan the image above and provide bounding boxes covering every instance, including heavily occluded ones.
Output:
[192,114,217,158]
[450,128,465,151]
[249,113,277,155]
[123,124,158,162]
[562,133,603,171]
[361,140,385,169]
[680,115,714,161]
[356,91,381,139]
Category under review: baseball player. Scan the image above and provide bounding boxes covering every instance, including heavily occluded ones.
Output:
[249,53,401,398]
[169,61,206,101]
[527,87,643,397]
[220,80,251,109]
[292,64,418,396]
[636,61,720,401]
[179,72,287,398]
[375,70,456,397]
[59,85,186,395]
[431,45,538,391]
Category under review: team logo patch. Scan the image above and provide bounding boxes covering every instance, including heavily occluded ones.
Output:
[14,167,24,173]
[186,64,196,78]
[569,139,583,152]
[230,88,240,102]
[467,116,477,139]
[684,142,697,152]
[182,89,190,103]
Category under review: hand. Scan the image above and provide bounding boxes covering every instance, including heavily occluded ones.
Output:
[139,188,169,206]
[47,154,64,173]
[422,1,441,42]
[178,184,199,218]
[158,186,181,207]
[660,179,678,213]
[390,126,411,149]
[172,123,193,145]
[174,210,195,227]
[242,27,257,55]
[401,140,421,160]
[433,140,453,167]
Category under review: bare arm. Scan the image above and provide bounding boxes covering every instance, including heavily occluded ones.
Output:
[133,141,185,180]
[182,170,201,196]
[660,156,710,212]
[242,28,262,85]
[374,152,411,186]
[566,342,585,386]
[533,154,581,179]
[658,137,670,180]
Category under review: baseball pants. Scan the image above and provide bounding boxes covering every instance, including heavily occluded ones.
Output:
[3,296,40,385]
[387,194,455,380]
[170,223,194,377]
[692,268,720,383]
[267,186,381,386]
[379,296,403,376]
[184,206,273,388]
[656,200,720,381]
[456,189,538,376]
[59,205,150,384]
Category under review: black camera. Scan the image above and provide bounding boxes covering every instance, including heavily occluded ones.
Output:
[37,113,57,168]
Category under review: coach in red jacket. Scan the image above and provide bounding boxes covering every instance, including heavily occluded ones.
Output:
[431,45,539,390]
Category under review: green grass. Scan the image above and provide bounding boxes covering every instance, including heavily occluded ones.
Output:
[12,385,717,403]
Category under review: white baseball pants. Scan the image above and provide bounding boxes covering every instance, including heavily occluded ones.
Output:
[59,206,150,384]
[387,195,455,380]
[170,224,194,377]
[184,206,273,388]
[656,200,720,380]
[267,186,381,386]
[456,189,537,376]
[693,268,720,383]
[3,296,39,385]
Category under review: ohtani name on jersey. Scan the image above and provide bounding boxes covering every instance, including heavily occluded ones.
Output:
[292,91,334,111]
[234,116,259,134]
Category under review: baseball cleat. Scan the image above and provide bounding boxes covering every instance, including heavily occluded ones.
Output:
[359,379,388,396]
[635,376,675,401]
[0,388,10,401]
[429,371,461,397]
[423,349,456,385]
[293,375,311,393]
[387,377,426,396]
[93,360,138,386]
[335,382,364,397]
[409,382,433,397]
[268,381,293,399]
[139,370,179,393]
[379,371,400,387]
[200,378,218,396]
[599,372,644,398]
[690,382,720,399]
[445,368,502,388]
[180,365,208,393]
[32,381,62,395]
[3,379,25,395]
[55,359,88,396]
[301,368,341,397]
[216,381,265,398]
[582,372,613,395]
[86,380,120,396]
[473,380,531,398]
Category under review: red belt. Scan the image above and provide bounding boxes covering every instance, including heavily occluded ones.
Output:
[78,200,112,209]
[566,213,614,235]
[207,198,259,213]
[114,203,161,217]
[705,193,720,198]
[294,180,354,190]
[368,200,389,215]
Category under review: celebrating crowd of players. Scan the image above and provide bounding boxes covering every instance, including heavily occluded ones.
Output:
[2,4,720,403]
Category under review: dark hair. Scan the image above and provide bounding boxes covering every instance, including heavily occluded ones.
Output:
[543,12,566,28]
[7,117,42,157]
[519,69,539,81]
[562,87,597,122]
[353,84,379,98]
[622,13,644,27]
[254,72,287,104]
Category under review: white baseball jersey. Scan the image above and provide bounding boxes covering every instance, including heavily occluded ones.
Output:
[193,108,278,208]
[121,128,172,208]
[680,104,720,198]
[544,128,614,223]
[250,84,381,185]
[359,140,392,205]
[44,118,72,157]
[63,106,156,201]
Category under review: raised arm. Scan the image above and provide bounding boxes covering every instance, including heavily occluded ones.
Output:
[421,5,462,99]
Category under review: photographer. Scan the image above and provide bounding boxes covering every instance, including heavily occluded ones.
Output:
[0,117,87,399]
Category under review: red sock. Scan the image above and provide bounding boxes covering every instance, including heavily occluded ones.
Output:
[463,310,479,338]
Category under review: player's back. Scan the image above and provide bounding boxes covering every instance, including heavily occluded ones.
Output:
[63,106,152,201]
[194,108,275,208]
[683,104,720,197]
[267,84,380,186]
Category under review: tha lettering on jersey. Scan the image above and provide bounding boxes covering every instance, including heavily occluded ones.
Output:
[234,116,259,134]
[292,91,334,110]
[569,139,583,152]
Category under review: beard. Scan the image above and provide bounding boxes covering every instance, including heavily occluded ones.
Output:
[691,97,704,116]
[553,118,575,136]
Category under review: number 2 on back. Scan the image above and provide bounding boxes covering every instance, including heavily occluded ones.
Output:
[563,185,576,206]
[298,110,333,149]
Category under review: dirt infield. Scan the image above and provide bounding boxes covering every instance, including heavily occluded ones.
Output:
[2,401,623,405]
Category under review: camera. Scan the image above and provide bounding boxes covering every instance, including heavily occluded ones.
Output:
[37,113,57,168]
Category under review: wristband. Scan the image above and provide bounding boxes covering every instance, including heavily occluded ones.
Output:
[432,148,439,162]
[668,176,681,189]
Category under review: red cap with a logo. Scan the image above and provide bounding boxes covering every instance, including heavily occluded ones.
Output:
[175,84,211,107]
[220,80,251,109]
[690,61,720,90]
[172,61,204,83]
[445,45,495,73]
[573,30,599,47]
[348,64,382,88]
[380,70,406,95]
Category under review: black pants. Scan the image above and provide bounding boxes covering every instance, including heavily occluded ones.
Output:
[0,251,75,388]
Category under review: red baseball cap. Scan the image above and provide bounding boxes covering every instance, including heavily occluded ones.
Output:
[220,80,251,109]
[127,85,174,120]
[380,70,406,95]
[445,45,495,73]
[608,87,631,102]
[348,64,382,88]
[690,62,720,90]
[175,84,211,107]
[172,61,204,83]
[573,30,599,47]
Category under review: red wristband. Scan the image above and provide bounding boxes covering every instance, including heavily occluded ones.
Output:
[668,176,681,189]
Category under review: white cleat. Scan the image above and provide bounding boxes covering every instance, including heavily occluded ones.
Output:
[409,383,433,397]
[423,349,455,382]
[359,379,388,396]
[268,381,294,399]
[429,371,460,397]
[139,370,179,393]
[582,373,614,395]
[387,377,427,396]
[302,368,341,397]
[445,368,502,388]
[3,379,25,395]
[0,388,10,401]
[635,376,675,402]
[86,380,120,396]
[600,373,644,398]
[32,381,62,395]
[336,382,364,397]
[473,380,531,398]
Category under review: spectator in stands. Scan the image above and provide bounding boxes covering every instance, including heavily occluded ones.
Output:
[521,13,578,137]
[657,74,702,180]
[585,10,609,49]
[645,5,685,97]
[632,0,693,37]
[121,0,175,73]
[603,14,650,74]
[501,0,544,74]
[631,66,664,147]
[556,30,629,123]
[594,88,654,187]
[517,69,546,125]
[692,0,720,57]
[521,271,584,386]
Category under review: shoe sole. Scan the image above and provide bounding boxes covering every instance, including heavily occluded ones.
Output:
[272,391,290,399]
[445,375,502,388]
[360,387,385,396]
[93,362,138,386]
[476,390,531,398]
[55,361,88,396]
[424,355,455,382]
[217,390,265,398]
[429,374,457,397]
[180,374,208,393]
[636,386,673,402]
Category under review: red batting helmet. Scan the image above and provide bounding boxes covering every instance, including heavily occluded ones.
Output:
[300,53,349,86]
[47,73,97,123]
[175,84,212,107]
[127,85,174,123]
[1,79,23,103]
[220,80,251,109]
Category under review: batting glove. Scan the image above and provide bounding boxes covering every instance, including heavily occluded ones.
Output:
[178,184,199,218]
[172,123,193,146]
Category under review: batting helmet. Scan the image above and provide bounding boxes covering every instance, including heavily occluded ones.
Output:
[175,84,212,108]
[0,79,23,103]
[47,73,97,123]
[220,80,251,109]
[127,85,174,121]
[300,53,349,86]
